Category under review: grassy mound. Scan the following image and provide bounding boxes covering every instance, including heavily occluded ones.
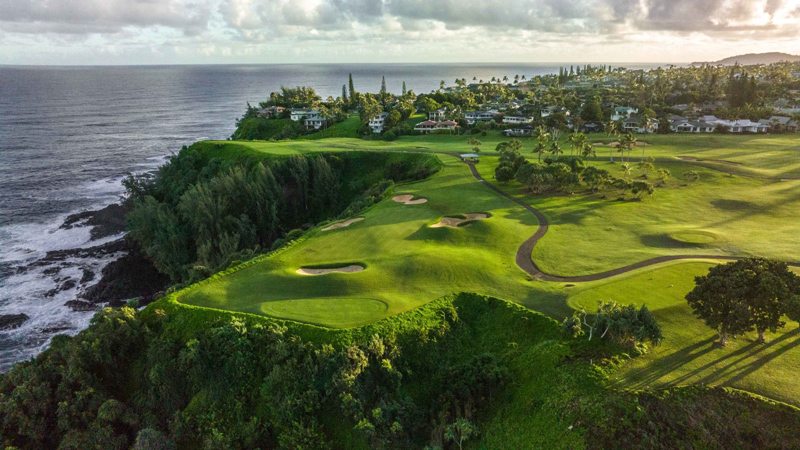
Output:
[667,229,720,245]
[232,117,302,140]
[303,115,361,139]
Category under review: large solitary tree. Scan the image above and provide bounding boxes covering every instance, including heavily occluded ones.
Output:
[686,258,800,345]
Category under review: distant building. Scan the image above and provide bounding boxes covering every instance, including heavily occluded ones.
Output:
[428,108,448,121]
[622,116,658,133]
[465,110,498,125]
[414,120,458,134]
[502,116,533,125]
[290,109,320,121]
[503,126,535,136]
[611,106,638,121]
[256,106,285,118]
[303,117,328,131]
[369,112,388,134]
[671,120,716,133]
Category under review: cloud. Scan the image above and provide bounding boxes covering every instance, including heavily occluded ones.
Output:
[0,0,799,64]
[0,0,214,35]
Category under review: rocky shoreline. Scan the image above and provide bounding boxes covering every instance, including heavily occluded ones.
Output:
[19,203,171,313]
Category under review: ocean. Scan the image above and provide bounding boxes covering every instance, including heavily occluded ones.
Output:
[0,62,663,371]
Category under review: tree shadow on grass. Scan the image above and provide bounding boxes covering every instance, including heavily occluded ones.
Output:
[613,336,717,388]
[696,326,800,386]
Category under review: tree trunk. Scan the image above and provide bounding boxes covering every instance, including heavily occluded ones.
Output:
[757,330,765,343]
[719,332,728,346]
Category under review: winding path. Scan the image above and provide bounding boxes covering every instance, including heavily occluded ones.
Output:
[462,161,799,282]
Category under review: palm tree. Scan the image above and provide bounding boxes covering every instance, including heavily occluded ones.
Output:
[606,120,618,163]
[534,126,550,161]
[624,132,637,162]
[582,142,596,159]
[567,131,578,156]
[620,162,632,179]
[550,141,563,156]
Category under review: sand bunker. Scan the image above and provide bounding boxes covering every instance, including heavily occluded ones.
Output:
[296,265,364,275]
[392,194,428,205]
[321,218,364,231]
[430,213,489,228]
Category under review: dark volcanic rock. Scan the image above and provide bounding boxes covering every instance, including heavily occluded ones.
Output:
[0,314,30,331]
[80,268,95,284]
[82,239,171,307]
[25,239,128,272]
[65,300,99,312]
[61,203,129,240]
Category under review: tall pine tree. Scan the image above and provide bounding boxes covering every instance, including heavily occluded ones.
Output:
[402,81,407,96]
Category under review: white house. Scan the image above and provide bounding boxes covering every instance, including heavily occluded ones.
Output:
[369,112,388,133]
[503,126,535,136]
[428,108,448,121]
[672,120,716,133]
[622,116,659,133]
[303,117,328,131]
[714,119,769,133]
[503,116,533,125]
[541,105,570,118]
[465,110,498,125]
[611,106,638,121]
[414,120,458,134]
[290,109,320,121]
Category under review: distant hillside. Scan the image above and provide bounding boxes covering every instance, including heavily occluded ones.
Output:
[692,52,800,66]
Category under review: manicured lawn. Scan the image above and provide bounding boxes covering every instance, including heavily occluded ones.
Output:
[568,260,800,405]
[178,132,800,405]
[178,155,568,328]
[475,154,800,276]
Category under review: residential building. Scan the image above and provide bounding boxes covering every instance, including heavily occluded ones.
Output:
[290,109,320,121]
[369,112,388,133]
[413,120,458,134]
[256,106,285,118]
[714,119,769,133]
[622,116,659,133]
[465,110,498,125]
[611,106,638,121]
[672,120,716,133]
[428,108,448,121]
[503,126,535,136]
[303,117,328,131]
[503,116,533,125]
[541,105,570,118]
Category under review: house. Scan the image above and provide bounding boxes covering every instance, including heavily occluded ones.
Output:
[502,116,533,125]
[256,106,285,118]
[714,119,769,133]
[611,106,638,121]
[303,117,328,131]
[672,120,715,133]
[369,112,388,134]
[428,108,448,121]
[290,109,320,121]
[622,116,659,133]
[583,122,602,133]
[413,120,458,134]
[758,115,796,132]
[791,72,800,80]
[504,126,535,136]
[541,106,570,118]
[465,110,498,125]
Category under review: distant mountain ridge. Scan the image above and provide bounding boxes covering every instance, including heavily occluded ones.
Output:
[692,52,800,66]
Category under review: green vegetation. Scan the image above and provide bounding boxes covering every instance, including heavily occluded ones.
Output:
[302,114,361,139]
[5,293,800,449]
[124,146,440,283]
[232,118,302,140]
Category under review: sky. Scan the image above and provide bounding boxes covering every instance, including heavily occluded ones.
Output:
[1,0,800,65]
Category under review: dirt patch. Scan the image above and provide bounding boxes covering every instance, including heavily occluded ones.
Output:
[781,178,800,182]
[321,218,364,231]
[392,194,428,205]
[430,213,489,228]
[676,156,698,161]
[296,265,364,275]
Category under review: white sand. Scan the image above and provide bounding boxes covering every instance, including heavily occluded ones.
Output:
[392,194,428,205]
[321,217,364,231]
[296,265,364,275]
